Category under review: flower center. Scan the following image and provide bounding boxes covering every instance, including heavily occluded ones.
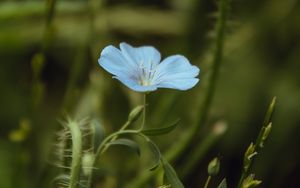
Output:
[138,61,157,86]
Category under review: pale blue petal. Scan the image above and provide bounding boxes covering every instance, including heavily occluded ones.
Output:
[114,76,157,92]
[153,55,200,84]
[98,43,200,92]
[157,78,199,90]
[98,45,136,78]
[119,42,161,71]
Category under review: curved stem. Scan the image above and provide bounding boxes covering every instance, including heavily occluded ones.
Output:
[86,129,139,188]
[125,0,229,187]
[204,176,211,188]
[96,121,132,161]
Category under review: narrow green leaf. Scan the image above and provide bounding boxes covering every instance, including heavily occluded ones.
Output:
[259,122,272,148]
[142,119,180,136]
[107,138,141,156]
[161,157,184,188]
[217,178,227,188]
[146,140,161,171]
[263,96,276,127]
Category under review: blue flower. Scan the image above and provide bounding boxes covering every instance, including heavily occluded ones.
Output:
[98,42,200,92]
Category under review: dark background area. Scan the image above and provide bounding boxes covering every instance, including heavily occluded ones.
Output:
[0,0,300,187]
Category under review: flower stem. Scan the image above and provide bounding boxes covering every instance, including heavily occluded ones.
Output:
[237,173,246,188]
[204,176,211,188]
[67,121,82,188]
[237,97,276,188]
[125,1,229,185]
[140,93,147,130]
[101,121,131,154]
[86,129,139,188]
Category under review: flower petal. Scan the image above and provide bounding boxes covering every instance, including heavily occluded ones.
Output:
[157,78,199,90]
[114,76,158,92]
[154,55,199,82]
[98,45,135,78]
[119,42,161,70]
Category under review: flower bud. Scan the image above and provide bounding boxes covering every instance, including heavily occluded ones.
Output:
[208,157,220,176]
[128,105,144,123]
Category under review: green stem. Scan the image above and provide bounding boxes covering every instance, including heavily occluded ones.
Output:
[237,172,245,188]
[125,1,229,187]
[67,121,82,188]
[46,0,56,25]
[140,94,147,131]
[237,97,276,188]
[204,176,211,188]
[101,121,131,154]
[87,94,148,187]
[86,129,139,188]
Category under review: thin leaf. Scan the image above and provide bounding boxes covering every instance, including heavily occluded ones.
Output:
[146,140,161,171]
[107,138,141,156]
[142,119,180,136]
[161,157,184,188]
[217,178,227,188]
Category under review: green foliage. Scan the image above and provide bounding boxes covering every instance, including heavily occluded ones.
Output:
[237,97,276,188]
[128,105,144,124]
[217,179,227,188]
[208,157,220,176]
[242,174,261,188]
[107,138,141,157]
[161,158,185,188]
[141,119,180,136]
[146,140,161,171]
[1,0,299,187]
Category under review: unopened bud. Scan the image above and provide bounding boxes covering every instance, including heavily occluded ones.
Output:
[208,157,220,176]
[128,105,144,123]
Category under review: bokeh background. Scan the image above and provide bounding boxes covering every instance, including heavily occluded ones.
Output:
[0,0,300,187]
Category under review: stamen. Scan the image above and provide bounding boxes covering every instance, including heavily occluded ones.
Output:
[138,60,157,86]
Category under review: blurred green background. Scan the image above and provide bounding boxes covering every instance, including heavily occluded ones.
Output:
[0,0,300,187]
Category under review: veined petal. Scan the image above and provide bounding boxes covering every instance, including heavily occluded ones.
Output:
[120,42,161,70]
[114,76,158,92]
[157,78,199,90]
[98,43,200,92]
[153,55,200,84]
[98,45,135,78]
